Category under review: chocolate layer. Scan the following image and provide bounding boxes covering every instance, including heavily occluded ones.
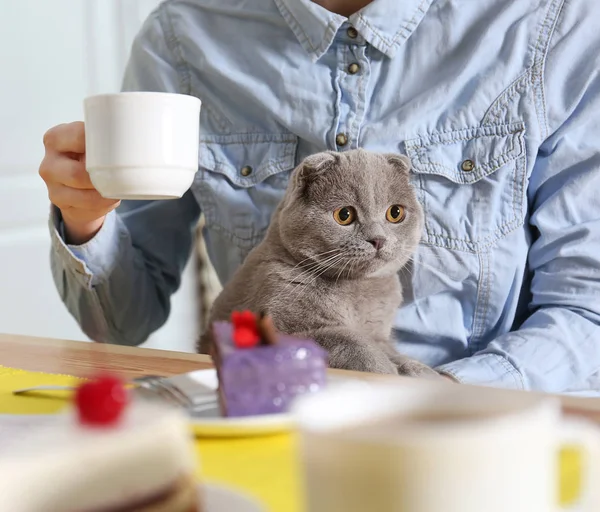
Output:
[257,313,278,346]
[84,473,199,512]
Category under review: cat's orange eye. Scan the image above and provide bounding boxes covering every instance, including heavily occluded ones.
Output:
[386,205,406,223]
[333,206,356,225]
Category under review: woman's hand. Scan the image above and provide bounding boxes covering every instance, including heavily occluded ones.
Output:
[39,121,120,245]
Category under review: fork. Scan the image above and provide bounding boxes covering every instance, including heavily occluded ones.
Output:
[12,375,216,412]
[135,375,196,409]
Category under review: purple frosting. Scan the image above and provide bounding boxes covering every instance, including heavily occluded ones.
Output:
[213,321,328,417]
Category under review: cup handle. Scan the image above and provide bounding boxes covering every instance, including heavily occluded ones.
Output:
[556,418,600,511]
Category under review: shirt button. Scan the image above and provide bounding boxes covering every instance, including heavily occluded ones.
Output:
[347,63,360,74]
[347,27,358,39]
[240,165,253,176]
[336,133,348,147]
[461,159,475,172]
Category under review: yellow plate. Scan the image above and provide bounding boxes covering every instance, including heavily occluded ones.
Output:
[191,409,295,438]
[185,369,302,438]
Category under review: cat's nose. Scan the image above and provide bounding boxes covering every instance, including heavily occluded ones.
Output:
[367,238,386,251]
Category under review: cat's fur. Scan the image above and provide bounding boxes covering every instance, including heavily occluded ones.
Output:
[198,149,440,377]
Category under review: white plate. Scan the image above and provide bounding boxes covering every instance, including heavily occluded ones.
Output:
[171,369,347,438]
[202,483,265,512]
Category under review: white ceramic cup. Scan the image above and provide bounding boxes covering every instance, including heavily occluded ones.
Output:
[83,92,201,200]
[292,382,600,512]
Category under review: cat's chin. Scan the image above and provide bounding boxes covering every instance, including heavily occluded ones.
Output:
[362,262,400,278]
[370,264,403,277]
[369,253,412,275]
[334,256,401,279]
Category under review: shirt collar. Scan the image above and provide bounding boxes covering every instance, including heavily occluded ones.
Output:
[274,0,434,60]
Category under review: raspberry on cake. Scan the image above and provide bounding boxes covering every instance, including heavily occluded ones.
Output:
[0,374,200,512]
[209,311,328,417]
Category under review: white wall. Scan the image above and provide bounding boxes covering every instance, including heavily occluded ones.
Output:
[0,0,199,352]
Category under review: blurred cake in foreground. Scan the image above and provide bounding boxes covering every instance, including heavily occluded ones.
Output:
[209,311,328,417]
[0,374,199,512]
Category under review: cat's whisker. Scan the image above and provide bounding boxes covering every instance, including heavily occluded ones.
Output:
[397,265,415,280]
[283,269,333,304]
[281,248,344,273]
[394,258,433,275]
[347,258,358,279]
[407,256,446,275]
[277,261,322,277]
[278,249,344,276]
[394,246,446,264]
[295,251,346,278]
[392,253,444,276]
[278,252,344,283]
[271,253,347,305]
[285,254,347,302]
[334,259,351,286]
[307,258,346,287]
[297,254,346,286]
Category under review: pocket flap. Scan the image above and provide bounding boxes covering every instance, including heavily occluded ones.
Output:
[198,134,298,188]
[405,122,525,185]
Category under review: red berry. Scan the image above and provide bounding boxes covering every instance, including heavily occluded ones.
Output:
[233,326,260,348]
[231,310,260,349]
[231,310,257,329]
[75,375,129,426]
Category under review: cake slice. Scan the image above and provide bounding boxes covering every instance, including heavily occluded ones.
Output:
[209,311,328,417]
[0,374,199,512]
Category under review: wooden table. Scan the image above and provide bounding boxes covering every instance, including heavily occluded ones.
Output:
[2,332,600,423]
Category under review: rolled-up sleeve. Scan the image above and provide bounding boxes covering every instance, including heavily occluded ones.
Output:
[50,6,200,345]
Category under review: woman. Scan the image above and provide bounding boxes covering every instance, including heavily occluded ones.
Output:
[39,0,600,395]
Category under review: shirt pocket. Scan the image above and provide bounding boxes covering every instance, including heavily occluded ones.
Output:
[193,133,298,253]
[405,122,526,252]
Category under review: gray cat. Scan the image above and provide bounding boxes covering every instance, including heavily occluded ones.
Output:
[199,149,441,378]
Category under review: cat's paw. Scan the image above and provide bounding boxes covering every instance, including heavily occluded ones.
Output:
[354,357,399,375]
[389,355,444,380]
[329,345,398,375]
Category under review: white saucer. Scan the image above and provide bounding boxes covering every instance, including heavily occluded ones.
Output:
[202,483,265,512]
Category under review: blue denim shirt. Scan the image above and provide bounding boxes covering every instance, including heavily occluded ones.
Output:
[50,0,600,395]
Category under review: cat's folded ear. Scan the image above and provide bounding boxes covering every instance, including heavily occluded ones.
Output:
[384,153,411,173]
[292,151,340,191]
